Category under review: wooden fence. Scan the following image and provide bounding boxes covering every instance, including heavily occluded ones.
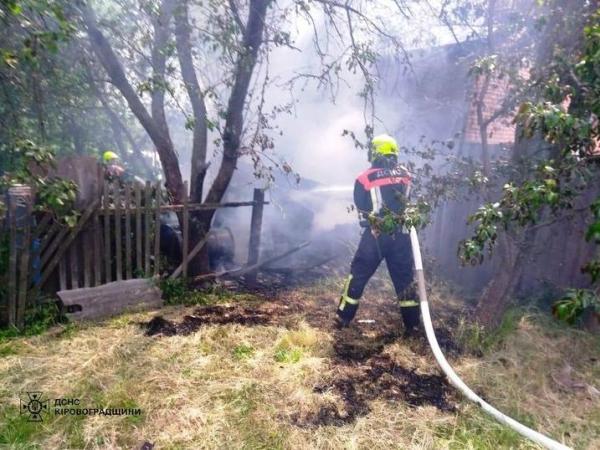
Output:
[2,181,266,329]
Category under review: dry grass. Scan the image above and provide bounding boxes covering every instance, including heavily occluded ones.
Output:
[0,280,599,449]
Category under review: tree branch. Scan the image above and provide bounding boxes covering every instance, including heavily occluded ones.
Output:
[151,0,176,140]
[203,0,271,211]
[80,2,184,202]
[174,0,209,203]
[228,0,245,33]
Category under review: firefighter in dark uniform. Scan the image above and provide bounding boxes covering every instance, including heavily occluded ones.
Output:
[336,134,420,331]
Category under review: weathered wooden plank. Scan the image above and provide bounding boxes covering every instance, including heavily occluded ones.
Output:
[169,233,210,279]
[83,231,92,288]
[114,186,122,281]
[153,183,161,277]
[59,259,67,291]
[246,188,265,285]
[93,211,102,286]
[144,181,152,276]
[39,199,99,288]
[31,213,52,240]
[16,194,32,328]
[58,278,163,322]
[124,183,132,280]
[182,181,189,278]
[7,198,18,327]
[103,180,112,283]
[40,222,70,268]
[135,183,143,275]
[70,244,79,289]
[39,219,62,255]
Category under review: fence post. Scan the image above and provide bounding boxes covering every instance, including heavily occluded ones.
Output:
[7,185,33,329]
[124,184,132,280]
[135,183,142,275]
[103,180,112,283]
[246,188,265,286]
[7,190,18,327]
[114,184,122,281]
[144,181,152,276]
[153,182,161,277]
[182,181,189,278]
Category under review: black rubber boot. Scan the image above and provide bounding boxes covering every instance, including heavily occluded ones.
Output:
[401,305,421,335]
[336,301,358,328]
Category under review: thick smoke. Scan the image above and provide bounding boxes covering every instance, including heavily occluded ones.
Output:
[172,4,475,269]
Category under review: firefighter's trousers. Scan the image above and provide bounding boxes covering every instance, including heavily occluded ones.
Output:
[337,229,420,328]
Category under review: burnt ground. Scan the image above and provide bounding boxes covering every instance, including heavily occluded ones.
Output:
[142,269,463,427]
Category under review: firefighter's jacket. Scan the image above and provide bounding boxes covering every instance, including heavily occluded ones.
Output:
[353,163,411,222]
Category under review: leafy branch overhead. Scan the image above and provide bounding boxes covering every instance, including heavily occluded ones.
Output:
[459,12,600,278]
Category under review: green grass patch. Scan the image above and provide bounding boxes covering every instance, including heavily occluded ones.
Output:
[0,406,41,448]
[160,278,260,306]
[274,347,302,364]
[0,301,67,343]
[0,341,24,357]
[435,408,538,449]
[232,344,255,360]
[457,307,523,355]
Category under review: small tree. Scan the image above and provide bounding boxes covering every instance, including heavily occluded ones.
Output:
[76,0,417,274]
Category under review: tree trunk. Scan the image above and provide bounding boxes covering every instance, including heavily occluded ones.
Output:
[200,0,271,228]
[193,0,271,275]
[475,234,519,326]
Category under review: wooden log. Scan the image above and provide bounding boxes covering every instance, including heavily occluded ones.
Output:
[57,278,163,322]
[144,181,152,276]
[39,199,99,288]
[16,194,32,328]
[135,183,143,275]
[114,186,122,281]
[7,197,17,327]
[103,180,112,283]
[246,188,265,285]
[93,211,102,286]
[124,183,132,280]
[195,241,311,282]
[70,244,79,289]
[153,183,161,277]
[182,181,189,278]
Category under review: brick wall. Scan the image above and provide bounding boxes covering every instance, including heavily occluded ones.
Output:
[463,75,516,145]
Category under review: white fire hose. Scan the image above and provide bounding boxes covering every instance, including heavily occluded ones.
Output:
[408,227,571,450]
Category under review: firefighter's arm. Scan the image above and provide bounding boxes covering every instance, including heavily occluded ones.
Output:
[353,179,372,225]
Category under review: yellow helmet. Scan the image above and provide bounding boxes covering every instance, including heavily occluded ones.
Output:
[371,134,398,160]
[102,150,119,163]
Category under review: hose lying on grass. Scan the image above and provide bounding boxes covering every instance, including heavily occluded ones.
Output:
[408,227,571,450]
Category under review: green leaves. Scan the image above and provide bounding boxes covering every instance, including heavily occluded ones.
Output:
[469,54,499,76]
[1,139,79,226]
[584,197,600,244]
[552,289,599,325]
[366,201,431,237]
